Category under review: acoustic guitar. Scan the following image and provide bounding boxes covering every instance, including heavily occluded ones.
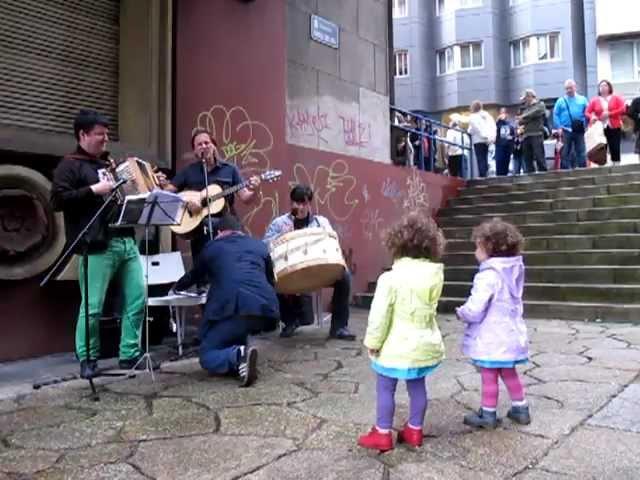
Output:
[170,169,282,235]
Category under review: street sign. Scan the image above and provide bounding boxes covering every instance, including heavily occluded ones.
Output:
[310,14,339,49]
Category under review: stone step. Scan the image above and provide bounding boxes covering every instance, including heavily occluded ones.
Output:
[437,205,640,228]
[443,282,640,304]
[448,182,640,207]
[352,293,640,322]
[442,219,640,240]
[459,171,640,198]
[439,193,640,218]
[436,297,640,323]
[466,163,640,187]
[444,265,640,284]
[446,234,640,253]
[444,250,640,266]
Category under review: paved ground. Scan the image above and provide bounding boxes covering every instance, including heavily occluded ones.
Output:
[1,310,640,479]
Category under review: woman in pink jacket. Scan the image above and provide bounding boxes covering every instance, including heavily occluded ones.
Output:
[586,80,626,165]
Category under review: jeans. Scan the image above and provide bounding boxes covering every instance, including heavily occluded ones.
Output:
[76,237,144,360]
[199,316,249,374]
[495,143,513,176]
[523,136,547,173]
[512,149,524,175]
[474,143,489,178]
[278,270,351,334]
[376,373,428,429]
[561,130,586,169]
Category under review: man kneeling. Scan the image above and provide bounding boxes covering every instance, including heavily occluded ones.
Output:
[173,215,279,387]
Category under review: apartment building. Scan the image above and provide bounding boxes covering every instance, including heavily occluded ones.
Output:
[585,0,640,100]
[392,0,588,116]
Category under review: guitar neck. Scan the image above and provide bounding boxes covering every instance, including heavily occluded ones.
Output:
[209,179,251,202]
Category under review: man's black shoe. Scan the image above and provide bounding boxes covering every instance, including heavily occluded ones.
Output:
[80,359,98,379]
[280,323,299,338]
[238,345,258,387]
[329,327,356,341]
[119,354,160,370]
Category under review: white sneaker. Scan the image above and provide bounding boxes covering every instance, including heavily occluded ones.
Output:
[238,346,258,388]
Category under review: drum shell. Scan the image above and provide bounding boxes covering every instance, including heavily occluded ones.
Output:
[270,228,345,294]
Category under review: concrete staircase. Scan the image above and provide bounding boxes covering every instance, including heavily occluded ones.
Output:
[355,164,640,322]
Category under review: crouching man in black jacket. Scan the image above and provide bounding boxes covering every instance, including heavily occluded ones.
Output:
[173,215,279,387]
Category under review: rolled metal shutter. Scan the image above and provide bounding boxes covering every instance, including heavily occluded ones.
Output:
[0,0,120,136]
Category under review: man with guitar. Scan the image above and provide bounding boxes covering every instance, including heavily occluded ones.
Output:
[163,128,261,265]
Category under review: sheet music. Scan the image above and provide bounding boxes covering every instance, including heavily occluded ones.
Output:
[115,190,185,226]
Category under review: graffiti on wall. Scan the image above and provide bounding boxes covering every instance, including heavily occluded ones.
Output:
[290,159,359,221]
[338,115,371,148]
[287,107,331,145]
[360,208,384,241]
[403,168,430,213]
[287,88,390,162]
[195,104,280,234]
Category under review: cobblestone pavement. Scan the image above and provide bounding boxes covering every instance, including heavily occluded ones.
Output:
[1,310,640,479]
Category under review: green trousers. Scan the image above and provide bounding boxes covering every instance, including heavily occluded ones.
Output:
[76,237,145,360]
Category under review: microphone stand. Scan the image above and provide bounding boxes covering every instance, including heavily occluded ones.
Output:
[38,178,128,401]
[201,153,214,241]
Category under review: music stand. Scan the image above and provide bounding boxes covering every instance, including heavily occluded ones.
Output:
[113,190,184,381]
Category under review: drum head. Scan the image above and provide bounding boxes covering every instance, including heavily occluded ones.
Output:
[276,264,345,294]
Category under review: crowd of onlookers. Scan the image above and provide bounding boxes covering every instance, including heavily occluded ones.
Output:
[393,78,640,178]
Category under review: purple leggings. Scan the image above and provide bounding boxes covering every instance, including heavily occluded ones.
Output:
[376,373,428,430]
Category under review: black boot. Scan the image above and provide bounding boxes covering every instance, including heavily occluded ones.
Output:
[507,405,531,425]
[280,323,299,338]
[329,327,356,341]
[463,408,499,429]
[80,359,98,379]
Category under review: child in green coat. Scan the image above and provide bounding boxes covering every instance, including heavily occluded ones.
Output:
[358,213,446,452]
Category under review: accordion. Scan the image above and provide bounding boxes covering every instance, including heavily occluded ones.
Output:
[114,157,159,197]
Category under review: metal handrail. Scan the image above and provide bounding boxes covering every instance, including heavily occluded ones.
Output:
[390,105,473,173]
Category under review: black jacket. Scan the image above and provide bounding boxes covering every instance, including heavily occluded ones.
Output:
[629,97,640,132]
[51,147,133,253]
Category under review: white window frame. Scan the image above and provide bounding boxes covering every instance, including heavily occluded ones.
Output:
[437,42,484,76]
[394,49,410,78]
[436,0,482,16]
[392,0,409,18]
[510,33,561,68]
[509,0,527,6]
[609,39,640,82]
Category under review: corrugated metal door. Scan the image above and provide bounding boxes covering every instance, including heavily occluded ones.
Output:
[0,0,120,136]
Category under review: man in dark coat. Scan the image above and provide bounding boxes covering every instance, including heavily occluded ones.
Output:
[173,215,279,387]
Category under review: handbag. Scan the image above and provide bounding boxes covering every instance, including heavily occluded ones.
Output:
[563,97,585,134]
[585,120,607,166]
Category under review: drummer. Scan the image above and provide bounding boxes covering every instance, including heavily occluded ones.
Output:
[264,184,356,341]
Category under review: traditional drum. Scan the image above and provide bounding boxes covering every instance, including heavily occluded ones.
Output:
[270,227,346,294]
